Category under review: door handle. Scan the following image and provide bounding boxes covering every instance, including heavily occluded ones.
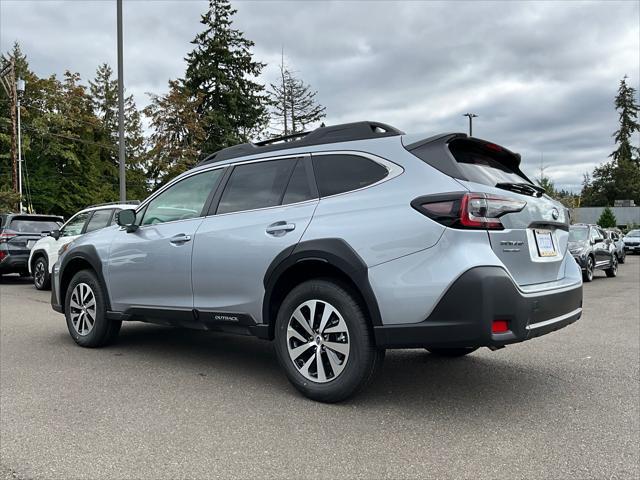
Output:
[266,222,296,235]
[169,234,192,244]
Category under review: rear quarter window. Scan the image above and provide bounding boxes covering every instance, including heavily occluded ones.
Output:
[312,154,388,197]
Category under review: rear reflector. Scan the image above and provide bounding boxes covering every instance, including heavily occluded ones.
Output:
[0,250,6,261]
[492,320,510,334]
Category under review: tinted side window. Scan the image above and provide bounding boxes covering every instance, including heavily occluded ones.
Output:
[61,212,92,237]
[217,159,296,214]
[142,169,221,226]
[283,159,315,205]
[85,209,113,233]
[312,154,388,197]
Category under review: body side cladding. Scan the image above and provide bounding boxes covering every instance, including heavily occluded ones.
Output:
[262,238,383,340]
[58,244,111,313]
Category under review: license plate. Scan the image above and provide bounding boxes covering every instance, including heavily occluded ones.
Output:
[27,240,36,249]
[534,229,556,257]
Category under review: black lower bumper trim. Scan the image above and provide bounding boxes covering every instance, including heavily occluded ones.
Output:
[0,254,29,274]
[374,267,582,349]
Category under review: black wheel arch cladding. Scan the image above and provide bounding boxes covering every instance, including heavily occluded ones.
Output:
[59,244,112,312]
[263,238,383,338]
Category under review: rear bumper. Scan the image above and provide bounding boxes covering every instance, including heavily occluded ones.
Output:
[0,253,29,274]
[624,244,640,252]
[374,266,582,349]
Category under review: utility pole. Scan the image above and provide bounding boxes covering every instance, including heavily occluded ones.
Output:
[0,59,18,195]
[117,0,126,202]
[463,113,478,137]
[17,78,25,213]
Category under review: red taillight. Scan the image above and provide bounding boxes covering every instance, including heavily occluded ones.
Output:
[492,319,509,333]
[0,232,16,243]
[0,250,6,261]
[412,193,526,230]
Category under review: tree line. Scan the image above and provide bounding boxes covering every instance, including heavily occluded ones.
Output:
[2,0,638,218]
[538,75,640,210]
[0,0,325,217]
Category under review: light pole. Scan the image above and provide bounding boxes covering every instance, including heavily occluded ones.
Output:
[117,0,126,202]
[463,113,478,137]
[16,78,25,213]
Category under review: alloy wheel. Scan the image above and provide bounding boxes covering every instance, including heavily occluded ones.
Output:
[286,299,350,383]
[34,260,46,288]
[586,258,594,281]
[69,282,97,336]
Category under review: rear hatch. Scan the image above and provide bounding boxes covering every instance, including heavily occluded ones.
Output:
[408,136,569,287]
[1,216,62,254]
[450,139,568,286]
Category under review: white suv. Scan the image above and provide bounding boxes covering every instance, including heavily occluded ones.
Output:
[28,202,137,290]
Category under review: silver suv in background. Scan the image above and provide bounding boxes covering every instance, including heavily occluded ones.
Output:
[623,229,640,254]
[50,121,583,402]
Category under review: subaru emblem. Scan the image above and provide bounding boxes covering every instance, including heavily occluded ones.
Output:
[551,207,559,220]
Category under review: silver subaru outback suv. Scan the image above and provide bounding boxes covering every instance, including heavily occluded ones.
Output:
[51,121,583,402]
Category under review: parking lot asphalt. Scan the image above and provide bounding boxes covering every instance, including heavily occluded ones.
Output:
[1,257,639,480]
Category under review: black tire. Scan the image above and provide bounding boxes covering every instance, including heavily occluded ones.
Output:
[618,251,625,264]
[426,347,478,357]
[64,269,121,348]
[583,256,594,282]
[274,279,384,403]
[33,256,51,290]
[605,255,618,278]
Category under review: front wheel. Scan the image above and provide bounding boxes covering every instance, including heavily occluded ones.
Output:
[33,256,51,290]
[274,279,384,403]
[618,251,626,264]
[605,255,618,278]
[65,269,121,347]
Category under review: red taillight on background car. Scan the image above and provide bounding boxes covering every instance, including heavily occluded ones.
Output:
[0,232,17,243]
[0,250,6,261]
[411,192,526,230]
[492,319,510,333]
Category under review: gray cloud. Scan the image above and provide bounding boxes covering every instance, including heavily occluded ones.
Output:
[1,0,638,191]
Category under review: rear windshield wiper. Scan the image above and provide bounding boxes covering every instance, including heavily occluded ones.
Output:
[495,182,545,197]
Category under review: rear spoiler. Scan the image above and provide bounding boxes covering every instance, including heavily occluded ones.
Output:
[10,215,64,223]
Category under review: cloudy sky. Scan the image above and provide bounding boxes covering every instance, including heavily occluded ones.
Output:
[1,0,639,191]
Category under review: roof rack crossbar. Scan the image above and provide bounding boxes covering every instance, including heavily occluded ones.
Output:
[254,131,312,147]
[87,200,140,209]
[197,121,405,166]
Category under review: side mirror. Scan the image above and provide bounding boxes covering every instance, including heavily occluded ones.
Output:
[594,237,603,244]
[50,229,60,240]
[116,209,138,232]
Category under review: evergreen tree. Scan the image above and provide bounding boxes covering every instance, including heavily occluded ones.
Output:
[581,76,640,206]
[268,54,326,137]
[597,206,617,228]
[611,76,640,165]
[183,0,269,153]
[89,63,149,200]
[144,80,206,186]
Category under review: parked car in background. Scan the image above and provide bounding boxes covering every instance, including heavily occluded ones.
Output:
[28,202,138,290]
[569,224,618,282]
[605,229,626,264]
[0,214,63,279]
[623,229,640,254]
[50,121,583,402]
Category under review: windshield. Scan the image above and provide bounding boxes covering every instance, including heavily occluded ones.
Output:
[569,227,589,242]
[8,219,61,233]
[626,230,640,237]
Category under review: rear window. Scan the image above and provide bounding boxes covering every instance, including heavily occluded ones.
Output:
[312,154,388,197]
[448,140,529,186]
[9,219,60,233]
[409,138,530,187]
[569,227,589,242]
